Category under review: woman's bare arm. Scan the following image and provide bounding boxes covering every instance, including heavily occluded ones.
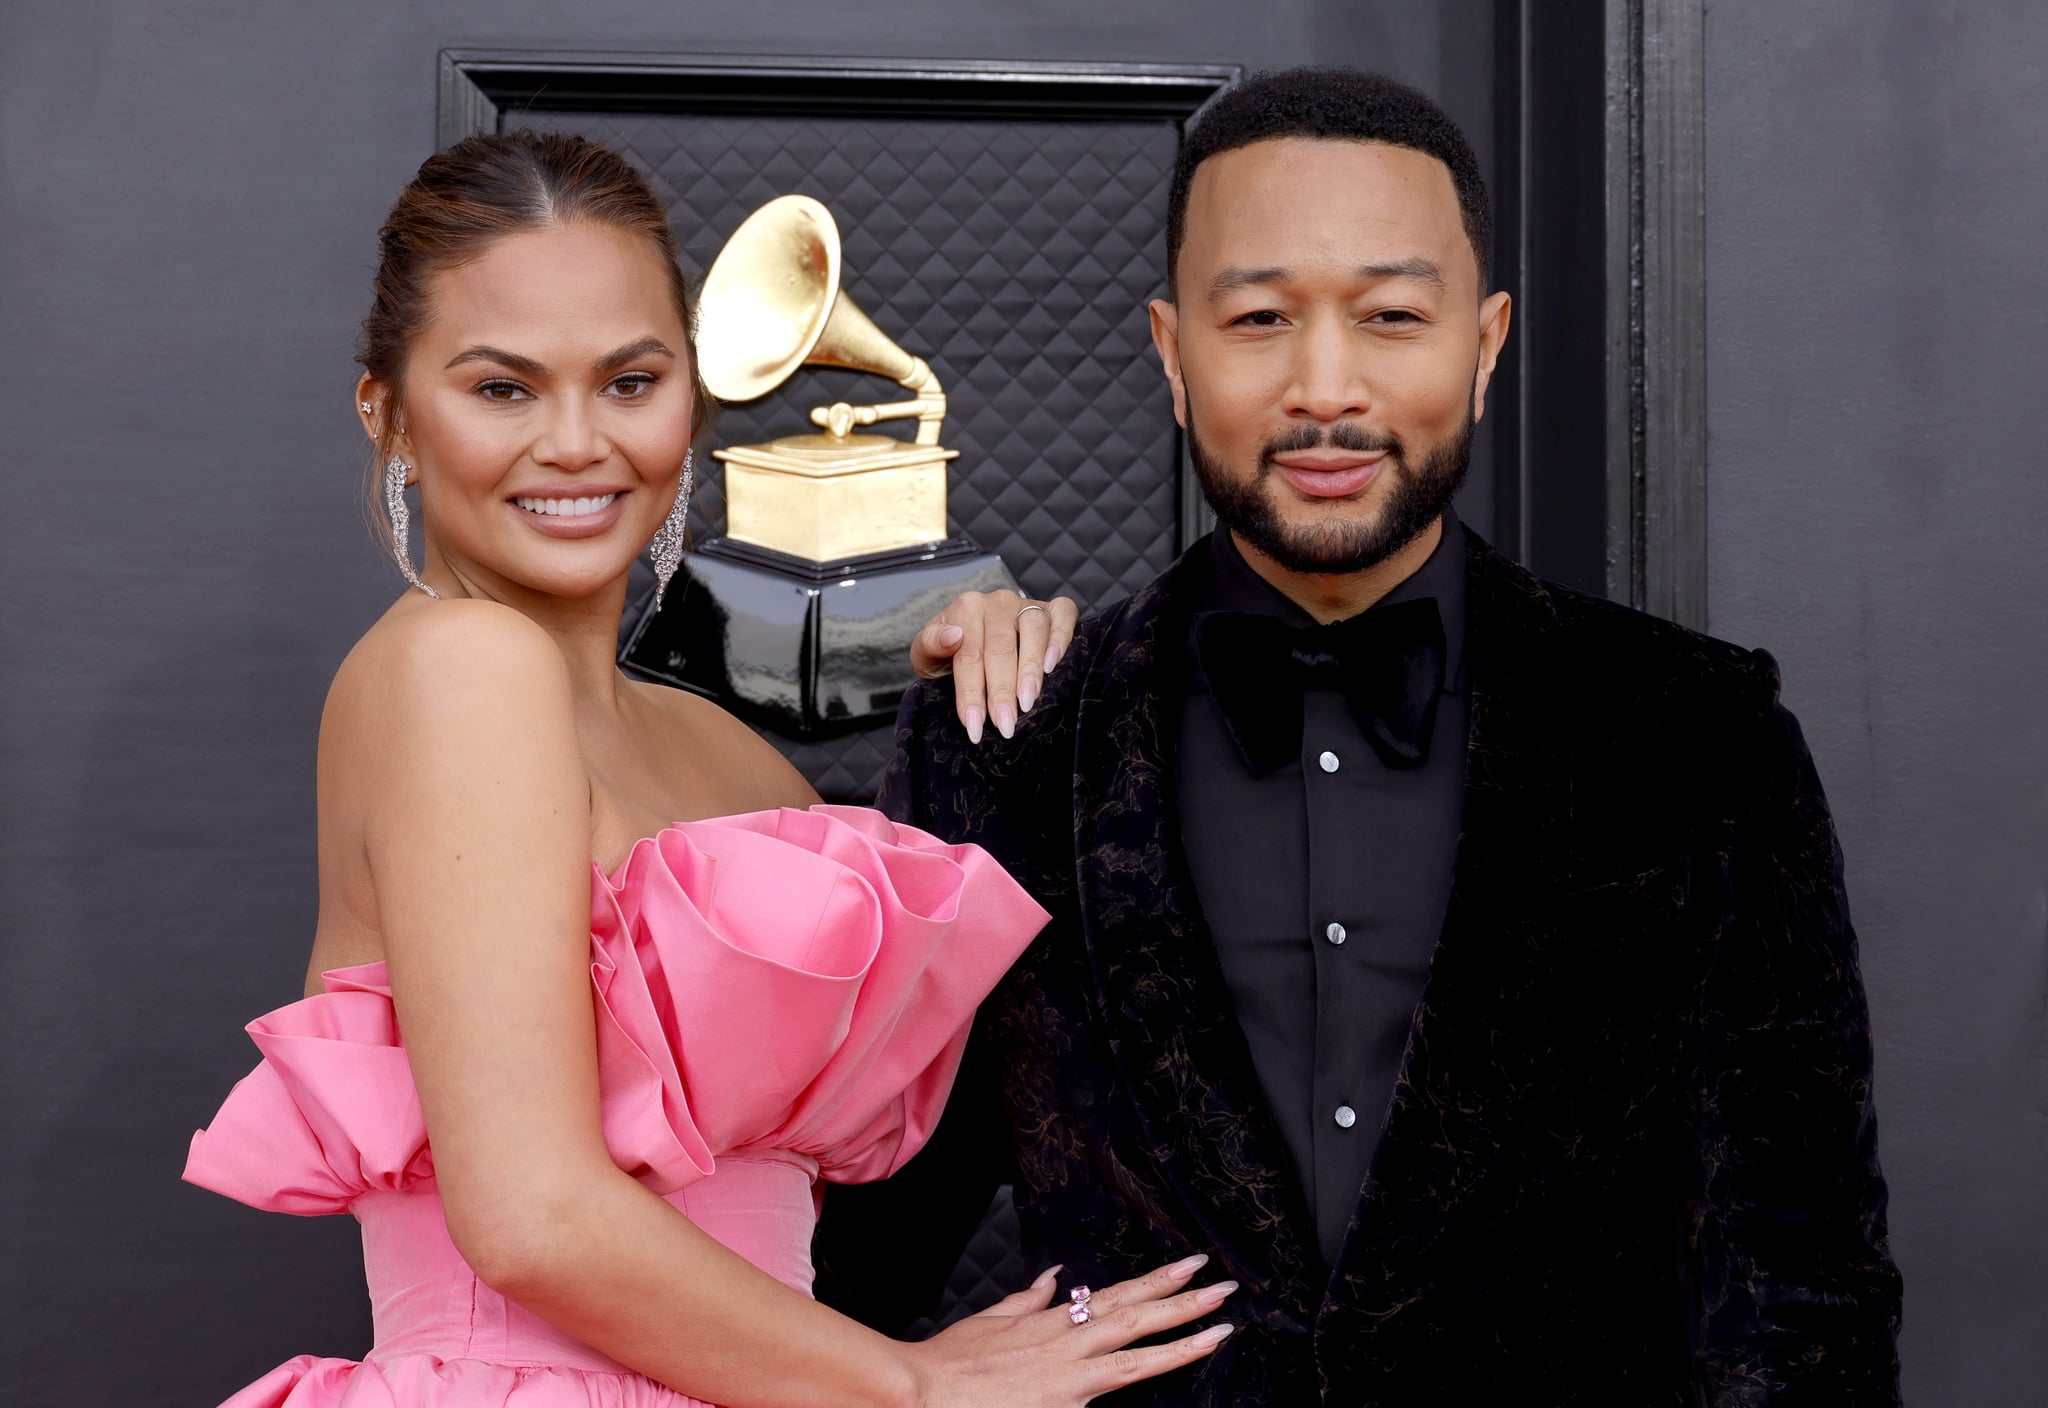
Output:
[351,601,918,1408]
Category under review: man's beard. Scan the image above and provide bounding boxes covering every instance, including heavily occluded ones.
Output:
[1186,388,1475,575]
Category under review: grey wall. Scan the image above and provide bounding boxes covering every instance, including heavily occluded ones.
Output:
[1703,2,2048,1401]
[0,2,1492,1402]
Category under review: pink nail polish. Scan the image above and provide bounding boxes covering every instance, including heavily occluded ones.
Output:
[965,707,984,745]
[1169,1253,1209,1278]
[1019,677,1039,712]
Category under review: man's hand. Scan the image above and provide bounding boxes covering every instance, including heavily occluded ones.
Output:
[910,589,1079,743]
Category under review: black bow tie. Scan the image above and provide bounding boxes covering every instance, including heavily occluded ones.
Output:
[1193,598,1447,777]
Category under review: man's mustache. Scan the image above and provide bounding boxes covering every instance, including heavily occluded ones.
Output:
[1260,421,1405,460]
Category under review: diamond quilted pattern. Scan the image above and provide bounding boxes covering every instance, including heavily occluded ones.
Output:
[535,109,1183,798]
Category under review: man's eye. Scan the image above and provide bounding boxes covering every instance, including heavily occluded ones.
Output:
[609,374,658,398]
[1235,310,1285,327]
[1370,309,1421,324]
[478,380,530,402]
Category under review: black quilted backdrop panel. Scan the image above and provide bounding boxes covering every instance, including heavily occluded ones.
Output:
[527,108,1184,799]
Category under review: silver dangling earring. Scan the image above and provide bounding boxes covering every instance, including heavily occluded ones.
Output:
[383,455,441,599]
[648,449,693,611]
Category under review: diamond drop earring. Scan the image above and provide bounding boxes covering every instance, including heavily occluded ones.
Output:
[383,455,441,599]
[648,450,694,611]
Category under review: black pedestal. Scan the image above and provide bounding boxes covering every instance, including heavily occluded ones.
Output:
[619,536,1016,740]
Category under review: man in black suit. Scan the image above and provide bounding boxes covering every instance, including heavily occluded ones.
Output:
[820,67,1901,1404]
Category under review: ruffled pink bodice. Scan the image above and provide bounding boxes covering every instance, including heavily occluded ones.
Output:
[184,806,1047,1407]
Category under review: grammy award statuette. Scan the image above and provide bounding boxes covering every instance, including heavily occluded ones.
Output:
[619,195,1018,748]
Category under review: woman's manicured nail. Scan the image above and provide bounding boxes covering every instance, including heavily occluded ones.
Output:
[1045,645,1062,673]
[1191,1323,1235,1348]
[1169,1253,1209,1278]
[964,706,985,745]
[1032,1264,1063,1288]
[1196,1280,1239,1307]
[1018,677,1039,712]
[940,625,964,647]
[994,703,1016,739]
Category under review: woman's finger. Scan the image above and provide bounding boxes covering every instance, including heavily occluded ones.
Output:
[1084,1323,1236,1396]
[946,600,991,743]
[1074,1280,1237,1353]
[911,618,966,679]
[1044,596,1080,675]
[980,1264,1062,1320]
[1073,1253,1209,1317]
[1015,602,1054,712]
[979,589,1025,740]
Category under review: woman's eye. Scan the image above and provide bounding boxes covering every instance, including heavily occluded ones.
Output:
[608,373,658,399]
[478,380,530,402]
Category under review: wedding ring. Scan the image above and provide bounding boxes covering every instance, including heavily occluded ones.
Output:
[1067,1285,1092,1325]
[1017,602,1049,621]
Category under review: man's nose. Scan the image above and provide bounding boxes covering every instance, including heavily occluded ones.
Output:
[1285,317,1372,422]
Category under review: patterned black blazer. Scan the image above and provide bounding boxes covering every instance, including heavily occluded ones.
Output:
[819,525,1902,1406]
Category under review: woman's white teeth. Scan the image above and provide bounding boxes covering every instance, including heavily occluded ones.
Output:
[515,493,617,518]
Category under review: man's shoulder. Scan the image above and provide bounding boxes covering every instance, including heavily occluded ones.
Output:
[1496,560,1784,725]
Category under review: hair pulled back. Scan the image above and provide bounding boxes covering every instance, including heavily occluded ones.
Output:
[356,130,712,540]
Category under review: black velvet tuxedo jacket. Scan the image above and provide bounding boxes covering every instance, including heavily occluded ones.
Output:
[838,527,1901,1405]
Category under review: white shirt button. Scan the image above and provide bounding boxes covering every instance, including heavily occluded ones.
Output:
[1325,922,1347,946]
[1334,1105,1358,1129]
[1318,750,1340,773]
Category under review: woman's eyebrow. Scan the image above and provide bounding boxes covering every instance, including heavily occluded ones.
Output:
[444,344,544,374]
[592,338,676,374]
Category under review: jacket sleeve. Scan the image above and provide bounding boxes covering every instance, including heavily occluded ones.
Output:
[1692,654,1903,1404]
[811,683,1013,1334]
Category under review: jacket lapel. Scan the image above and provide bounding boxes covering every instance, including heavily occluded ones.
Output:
[1069,547,1321,1328]
[1326,529,1578,1299]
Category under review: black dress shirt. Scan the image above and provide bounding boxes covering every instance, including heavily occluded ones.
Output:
[1176,511,1470,1269]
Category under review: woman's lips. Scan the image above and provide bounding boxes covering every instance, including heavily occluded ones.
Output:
[509,491,627,539]
[1271,453,1385,499]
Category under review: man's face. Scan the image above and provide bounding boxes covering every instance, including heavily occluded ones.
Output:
[1151,137,1512,574]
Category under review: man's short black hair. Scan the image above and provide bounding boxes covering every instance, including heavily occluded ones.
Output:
[1167,67,1493,294]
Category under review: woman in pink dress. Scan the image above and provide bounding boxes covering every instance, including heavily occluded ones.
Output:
[183,131,1234,1407]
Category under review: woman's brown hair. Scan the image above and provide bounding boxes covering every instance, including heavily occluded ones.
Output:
[356,130,712,553]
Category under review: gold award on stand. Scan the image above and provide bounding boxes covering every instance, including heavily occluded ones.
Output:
[619,192,1018,750]
[695,194,959,563]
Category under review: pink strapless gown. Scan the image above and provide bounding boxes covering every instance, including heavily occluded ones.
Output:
[184,806,1047,1407]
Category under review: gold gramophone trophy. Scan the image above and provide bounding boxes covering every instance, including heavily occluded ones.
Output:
[619,195,1017,749]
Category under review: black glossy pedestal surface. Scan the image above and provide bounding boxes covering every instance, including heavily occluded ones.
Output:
[619,536,1016,739]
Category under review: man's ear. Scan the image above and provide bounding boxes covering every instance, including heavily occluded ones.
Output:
[1470,290,1513,422]
[1148,298,1188,430]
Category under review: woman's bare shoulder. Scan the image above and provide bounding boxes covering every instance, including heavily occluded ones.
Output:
[321,599,578,781]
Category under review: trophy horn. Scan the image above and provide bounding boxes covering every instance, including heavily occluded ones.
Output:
[696,195,947,446]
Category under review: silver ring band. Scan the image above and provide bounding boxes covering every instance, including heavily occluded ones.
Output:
[1017,602,1049,621]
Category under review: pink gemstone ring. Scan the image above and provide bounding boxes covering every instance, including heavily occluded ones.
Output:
[1068,1285,1093,1325]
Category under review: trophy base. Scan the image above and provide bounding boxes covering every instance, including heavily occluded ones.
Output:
[619,536,1017,741]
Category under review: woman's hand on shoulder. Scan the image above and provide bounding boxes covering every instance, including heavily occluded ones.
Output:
[909,590,1078,745]
[898,1257,1235,1406]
